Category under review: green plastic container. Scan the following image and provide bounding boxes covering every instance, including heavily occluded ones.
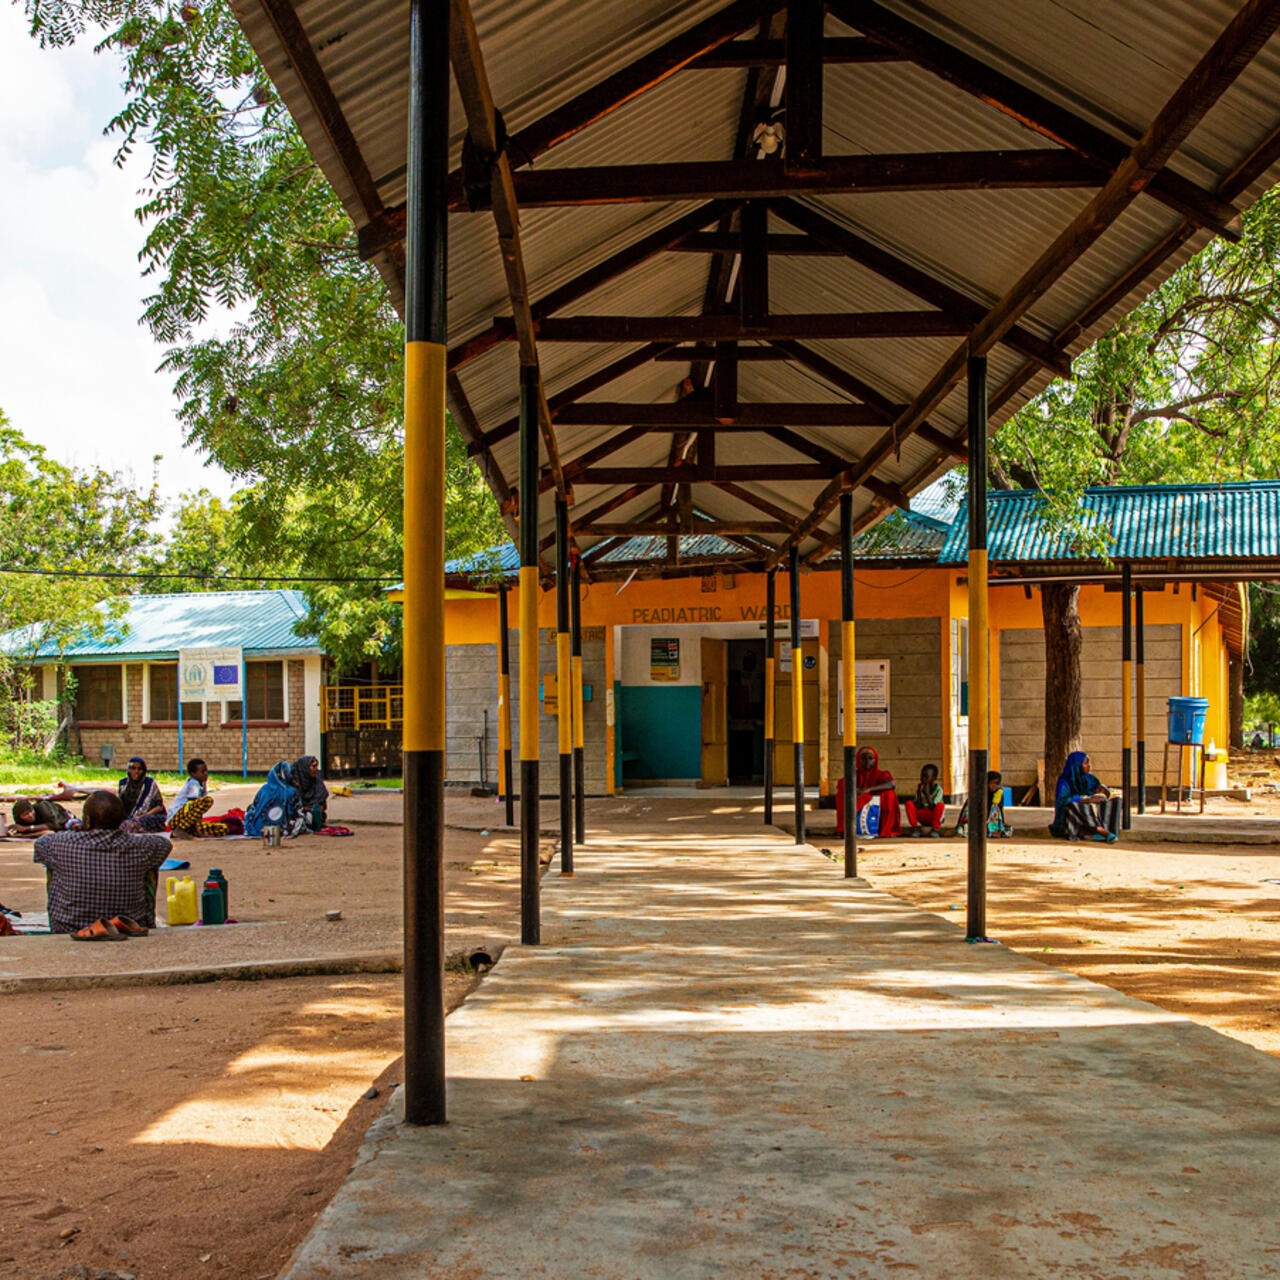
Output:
[201,881,226,926]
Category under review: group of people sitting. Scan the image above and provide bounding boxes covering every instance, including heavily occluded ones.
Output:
[849,746,1121,842]
[6,754,331,843]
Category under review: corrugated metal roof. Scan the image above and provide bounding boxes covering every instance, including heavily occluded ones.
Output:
[230,0,1280,558]
[0,590,321,662]
[939,481,1280,564]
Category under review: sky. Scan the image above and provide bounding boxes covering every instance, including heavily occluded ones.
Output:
[0,5,233,511]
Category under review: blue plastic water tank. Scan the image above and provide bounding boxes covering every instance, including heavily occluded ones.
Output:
[1167,696,1209,745]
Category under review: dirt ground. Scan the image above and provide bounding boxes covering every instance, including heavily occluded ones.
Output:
[856,829,1280,1058]
[0,797,543,1280]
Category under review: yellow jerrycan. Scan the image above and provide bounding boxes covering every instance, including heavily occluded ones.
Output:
[166,875,199,926]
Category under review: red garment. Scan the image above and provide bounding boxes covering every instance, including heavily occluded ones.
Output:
[855,748,901,836]
[904,800,945,832]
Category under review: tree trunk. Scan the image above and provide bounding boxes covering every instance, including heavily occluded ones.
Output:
[1229,658,1244,750]
[1042,583,1083,792]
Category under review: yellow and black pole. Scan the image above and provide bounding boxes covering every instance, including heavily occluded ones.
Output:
[555,497,574,874]
[571,555,586,846]
[840,492,857,877]
[1136,586,1147,814]
[1122,560,1133,829]
[764,568,776,825]
[498,584,514,827]
[790,546,806,846]
[401,0,448,1127]
[518,365,541,944]
[965,353,989,944]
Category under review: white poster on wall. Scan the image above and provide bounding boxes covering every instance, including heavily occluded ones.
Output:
[837,659,891,735]
[179,647,243,701]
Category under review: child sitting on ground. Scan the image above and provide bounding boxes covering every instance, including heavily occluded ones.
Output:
[955,771,1014,838]
[903,763,945,837]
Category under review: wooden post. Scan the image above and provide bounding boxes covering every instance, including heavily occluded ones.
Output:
[790,545,805,846]
[965,353,989,943]
[840,491,857,877]
[498,584,514,826]
[518,364,541,945]
[785,0,825,171]
[571,556,586,845]
[764,568,776,825]
[1136,586,1146,814]
[401,0,448,1127]
[1122,561,1133,829]
[555,497,573,874]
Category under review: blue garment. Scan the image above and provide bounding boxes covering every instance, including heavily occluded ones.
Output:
[244,762,302,837]
[1050,750,1103,837]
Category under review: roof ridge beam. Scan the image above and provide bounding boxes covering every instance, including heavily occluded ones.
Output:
[501,312,968,342]
[688,35,903,67]
[552,402,901,427]
[826,0,1243,241]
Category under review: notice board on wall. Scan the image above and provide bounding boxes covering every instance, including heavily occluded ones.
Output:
[649,637,680,682]
[837,659,891,735]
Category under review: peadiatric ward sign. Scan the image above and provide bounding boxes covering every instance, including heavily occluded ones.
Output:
[629,604,800,624]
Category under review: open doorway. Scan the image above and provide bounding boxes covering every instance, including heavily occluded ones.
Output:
[727,639,766,785]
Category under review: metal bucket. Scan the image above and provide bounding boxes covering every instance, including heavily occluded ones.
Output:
[263,825,283,848]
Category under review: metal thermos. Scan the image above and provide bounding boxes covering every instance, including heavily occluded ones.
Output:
[263,825,283,848]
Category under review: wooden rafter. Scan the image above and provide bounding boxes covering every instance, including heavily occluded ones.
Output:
[768,198,1072,378]
[827,0,1244,241]
[688,35,902,67]
[498,312,968,342]
[773,0,1280,567]
[552,402,900,427]
[670,232,840,255]
[575,464,836,484]
[448,0,566,500]
[470,150,1097,207]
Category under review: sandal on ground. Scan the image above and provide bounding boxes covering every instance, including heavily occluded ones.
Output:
[108,915,149,937]
[71,918,127,942]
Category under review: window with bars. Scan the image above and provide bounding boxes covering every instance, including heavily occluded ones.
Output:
[147,665,204,724]
[226,661,285,723]
[74,665,123,724]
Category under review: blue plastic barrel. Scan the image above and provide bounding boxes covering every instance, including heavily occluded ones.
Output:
[1167,696,1209,745]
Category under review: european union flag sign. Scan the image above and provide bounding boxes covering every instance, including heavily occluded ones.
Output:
[178,647,243,701]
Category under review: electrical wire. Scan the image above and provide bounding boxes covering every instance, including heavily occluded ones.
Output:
[0,567,399,584]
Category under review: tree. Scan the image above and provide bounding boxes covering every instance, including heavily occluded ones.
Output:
[986,186,1280,786]
[0,410,160,748]
[22,0,507,670]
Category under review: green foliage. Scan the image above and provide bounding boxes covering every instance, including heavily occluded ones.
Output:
[1245,583,1280,700]
[22,0,507,669]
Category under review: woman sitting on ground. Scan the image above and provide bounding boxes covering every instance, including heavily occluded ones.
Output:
[903,763,945,837]
[856,746,901,837]
[244,761,305,838]
[118,757,167,833]
[1049,751,1120,842]
[290,755,329,830]
[167,759,229,838]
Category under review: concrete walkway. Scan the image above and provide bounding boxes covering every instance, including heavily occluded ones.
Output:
[283,801,1280,1279]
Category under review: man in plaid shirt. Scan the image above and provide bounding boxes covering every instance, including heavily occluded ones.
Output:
[34,791,172,933]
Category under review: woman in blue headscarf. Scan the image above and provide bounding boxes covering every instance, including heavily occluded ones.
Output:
[244,761,305,838]
[1049,751,1120,841]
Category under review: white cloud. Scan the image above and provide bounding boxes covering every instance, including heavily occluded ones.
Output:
[0,6,233,512]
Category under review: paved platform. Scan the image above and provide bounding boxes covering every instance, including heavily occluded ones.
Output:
[281,802,1280,1279]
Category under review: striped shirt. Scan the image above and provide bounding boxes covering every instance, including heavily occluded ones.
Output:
[34,829,172,933]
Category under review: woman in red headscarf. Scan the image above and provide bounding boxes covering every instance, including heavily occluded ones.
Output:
[856,746,901,837]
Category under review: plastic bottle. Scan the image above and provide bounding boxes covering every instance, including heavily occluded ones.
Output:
[206,868,228,917]
[166,875,199,926]
[201,880,227,926]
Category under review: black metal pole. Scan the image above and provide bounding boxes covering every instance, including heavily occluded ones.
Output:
[555,497,574,874]
[518,364,541,944]
[790,545,805,845]
[840,492,856,877]
[401,0,448,1127]
[1136,586,1146,814]
[499,584,514,827]
[571,557,586,845]
[1122,560,1133,830]
[966,353,988,943]
[764,568,776,825]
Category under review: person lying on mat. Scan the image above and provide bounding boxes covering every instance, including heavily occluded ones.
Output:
[10,796,80,837]
[167,759,230,838]
[855,746,901,837]
[1049,751,1121,843]
[34,790,171,937]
